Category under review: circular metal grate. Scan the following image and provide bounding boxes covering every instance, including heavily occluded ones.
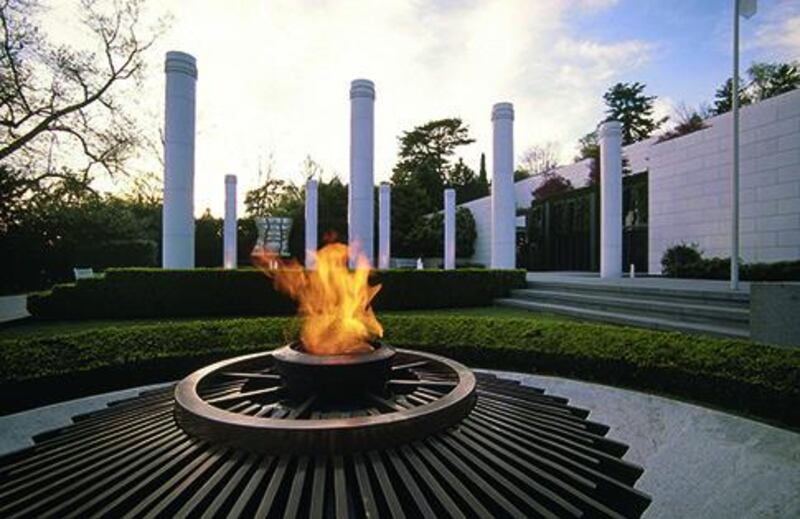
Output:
[0,356,652,518]
[175,348,477,455]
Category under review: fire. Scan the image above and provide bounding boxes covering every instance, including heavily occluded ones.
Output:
[254,243,383,355]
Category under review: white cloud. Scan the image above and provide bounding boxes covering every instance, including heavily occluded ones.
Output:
[43,0,654,215]
[751,1,800,59]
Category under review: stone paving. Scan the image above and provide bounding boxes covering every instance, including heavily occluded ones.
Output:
[0,295,28,323]
[498,372,800,519]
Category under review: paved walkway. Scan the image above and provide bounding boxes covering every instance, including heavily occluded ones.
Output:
[0,295,28,323]
[1,373,796,518]
[497,372,799,519]
[526,271,751,295]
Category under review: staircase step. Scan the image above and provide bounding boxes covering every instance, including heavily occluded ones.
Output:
[510,289,750,325]
[525,280,749,307]
[495,298,750,339]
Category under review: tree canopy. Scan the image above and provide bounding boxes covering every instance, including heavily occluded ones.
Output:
[0,0,164,178]
[603,82,667,145]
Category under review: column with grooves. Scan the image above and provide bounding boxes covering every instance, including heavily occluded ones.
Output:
[348,79,375,267]
[599,120,623,278]
[491,102,515,269]
[223,174,237,269]
[378,182,391,269]
[162,51,198,268]
[305,179,318,269]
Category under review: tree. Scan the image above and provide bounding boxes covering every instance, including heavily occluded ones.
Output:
[518,142,560,176]
[477,152,489,189]
[513,169,531,182]
[748,61,800,100]
[0,0,165,179]
[391,118,475,212]
[532,172,572,200]
[712,61,799,115]
[390,118,475,256]
[446,157,487,204]
[406,207,476,259]
[244,178,287,217]
[658,104,710,142]
[712,77,752,115]
[574,132,598,162]
[603,82,667,145]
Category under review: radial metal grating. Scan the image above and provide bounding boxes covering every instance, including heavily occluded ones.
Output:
[0,369,651,517]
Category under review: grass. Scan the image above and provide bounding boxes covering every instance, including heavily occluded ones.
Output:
[1,307,798,428]
[0,306,540,339]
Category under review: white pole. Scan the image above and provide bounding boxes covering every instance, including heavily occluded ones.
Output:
[378,182,391,269]
[223,175,237,269]
[162,51,197,268]
[491,102,515,269]
[731,0,741,290]
[599,120,623,279]
[444,188,456,270]
[348,79,375,268]
[305,179,318,270]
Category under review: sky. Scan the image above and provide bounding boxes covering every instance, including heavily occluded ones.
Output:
[43,0,800,216]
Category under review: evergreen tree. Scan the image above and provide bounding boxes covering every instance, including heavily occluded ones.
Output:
[712,78,751,115]
[602,82,667,145]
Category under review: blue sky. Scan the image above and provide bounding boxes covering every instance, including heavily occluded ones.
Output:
[573,0,800,111]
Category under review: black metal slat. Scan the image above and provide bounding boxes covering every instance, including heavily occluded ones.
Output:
[0,353,651,518]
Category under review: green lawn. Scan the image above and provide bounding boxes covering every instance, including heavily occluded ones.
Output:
[1,307,798,428]
[0,306,541,339]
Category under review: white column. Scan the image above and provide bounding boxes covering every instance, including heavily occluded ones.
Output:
[378,182,391,269]
[305,179,318,269]
[599,120,623,278]
[162,51,197,269]
[444,188,456,270]
[223,174,237,269]
[491,102,515,269]
[348,79,375,268]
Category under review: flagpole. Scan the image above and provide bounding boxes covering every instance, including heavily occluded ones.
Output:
[731,0,741,290]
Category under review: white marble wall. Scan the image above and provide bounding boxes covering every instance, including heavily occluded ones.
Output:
[461,89,800,271]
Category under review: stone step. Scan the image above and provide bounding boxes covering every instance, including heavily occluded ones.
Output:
[525,280,750,308]
[510,289,750,326]
[495,298,750,339]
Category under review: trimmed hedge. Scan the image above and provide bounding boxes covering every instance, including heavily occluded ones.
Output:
[1,315,798,427]
[662,244,800,281]
[28,268,526,319]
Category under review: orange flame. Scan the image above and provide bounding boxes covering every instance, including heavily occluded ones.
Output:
[254,243,383,355]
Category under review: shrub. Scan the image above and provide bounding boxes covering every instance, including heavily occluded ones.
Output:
[75,239,158,269]
[28,268,526,319]
[1,315,797,426]
[406,207,477,258]
[661,243,800,281]
[661,242,703,277]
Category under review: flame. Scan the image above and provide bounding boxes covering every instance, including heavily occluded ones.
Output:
[254,243,383,355]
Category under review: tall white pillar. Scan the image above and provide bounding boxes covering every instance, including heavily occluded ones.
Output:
[491,102,515,269]
[223,174,237,269]
[599,120,623,278]
[444,188,456,270]
[305,179,318,269]
[378,182,391,269]
[348,79,375,268]
[162,51,197,269]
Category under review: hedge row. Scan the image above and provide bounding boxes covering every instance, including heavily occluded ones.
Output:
[1,315,798,427]
[661,244,800,280]
[27,269,526,319]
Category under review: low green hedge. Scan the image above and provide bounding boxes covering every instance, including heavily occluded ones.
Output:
[1,315,798,427]
[662,244,800,280]
[27,269,526,319]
